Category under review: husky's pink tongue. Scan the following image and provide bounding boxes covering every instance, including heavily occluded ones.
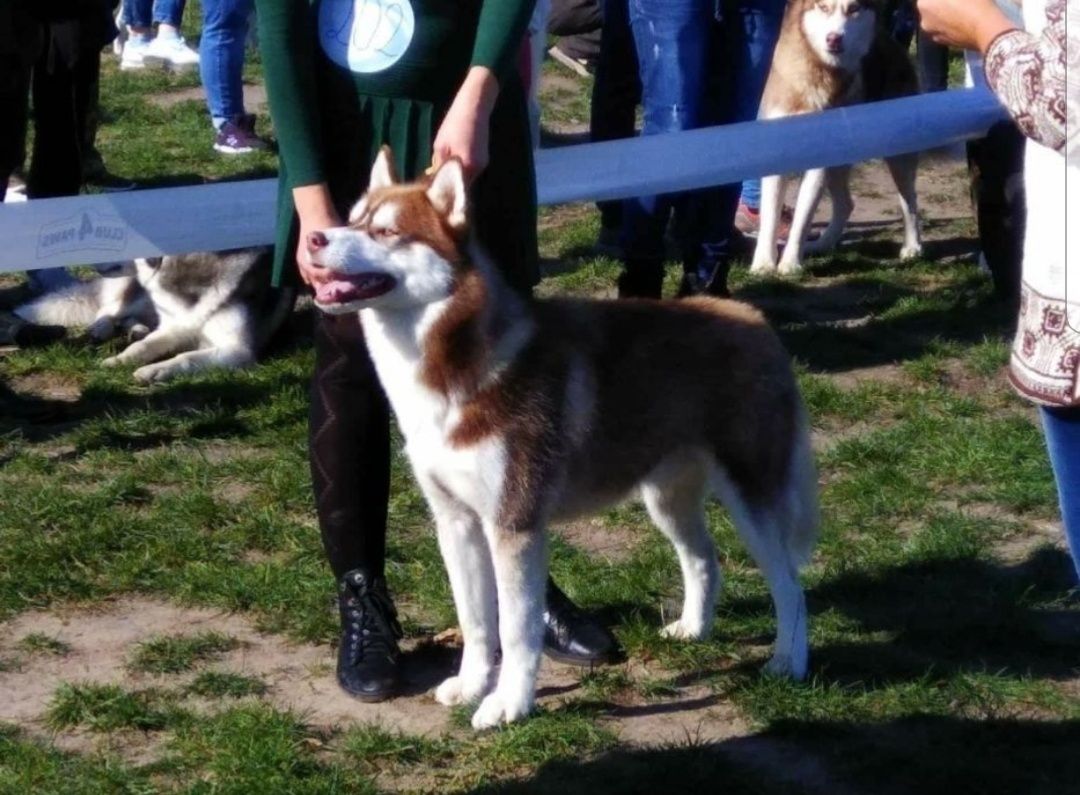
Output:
[315,273,397,305]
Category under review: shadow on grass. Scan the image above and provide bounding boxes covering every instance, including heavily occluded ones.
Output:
[472,716,1080,795]
[808,548,1080,684]
[719,547,1079,686]
[2,310,315,451]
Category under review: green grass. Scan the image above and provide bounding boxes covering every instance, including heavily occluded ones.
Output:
[128,632,241,675]
[46,683,182,733]
[185,671,266,699]
[17,633,71,657]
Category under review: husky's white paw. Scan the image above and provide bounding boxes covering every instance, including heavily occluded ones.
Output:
[133,363,172,384]
[471,690,533,730]
[777,258,804,276]
[660,619,707,641]
[763,652,808,681]
[101,354,124,368]
[435,672,494,707]
[749,256,777,275]
[899,243,923,261]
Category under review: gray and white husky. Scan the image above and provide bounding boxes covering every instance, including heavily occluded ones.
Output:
[15,248,294,383]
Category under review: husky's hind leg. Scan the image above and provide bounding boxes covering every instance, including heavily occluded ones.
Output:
[711,464,814,680]
[641,453,720,641]
[804,166,853,255]
[130,306,256,383]
[885,152,922,260]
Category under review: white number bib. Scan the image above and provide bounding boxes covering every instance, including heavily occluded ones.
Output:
[319,0,416,74]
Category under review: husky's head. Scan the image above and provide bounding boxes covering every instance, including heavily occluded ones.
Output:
[309,147,469,315]
[801,0,877,71]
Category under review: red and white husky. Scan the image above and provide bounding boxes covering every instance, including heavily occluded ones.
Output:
[309,148,819,729]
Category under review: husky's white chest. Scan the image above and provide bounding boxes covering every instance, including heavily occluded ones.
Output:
[361,309,507,516]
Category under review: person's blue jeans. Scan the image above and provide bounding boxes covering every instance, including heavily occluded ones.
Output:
[200,0,253,128]
[122,0,186,29]
[1040,406,1080,584]
[622,0,785,283]
[729,0,785,210]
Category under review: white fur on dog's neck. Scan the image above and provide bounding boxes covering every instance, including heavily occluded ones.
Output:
[358,241,535,437]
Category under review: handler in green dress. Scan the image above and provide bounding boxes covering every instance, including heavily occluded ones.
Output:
[257,0,616,701]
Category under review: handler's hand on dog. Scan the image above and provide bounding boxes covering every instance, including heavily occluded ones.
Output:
[292,184,342,286]
[432,66,498,183]
[917,0,1017,53]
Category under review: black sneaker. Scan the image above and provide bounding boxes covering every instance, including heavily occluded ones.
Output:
[213,114,271,155]
[336,569,403,702]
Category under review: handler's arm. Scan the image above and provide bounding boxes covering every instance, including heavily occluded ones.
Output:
[256,0,340,278]
[983,0,1071,155]
[470,0,537,84]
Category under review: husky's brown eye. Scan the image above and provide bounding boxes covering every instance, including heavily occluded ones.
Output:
[846,1,861,13]
[372,227,399,239]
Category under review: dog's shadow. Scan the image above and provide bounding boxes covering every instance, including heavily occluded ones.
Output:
[718,545,1079,687]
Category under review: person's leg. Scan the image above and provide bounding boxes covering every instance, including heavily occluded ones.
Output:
[681,0,784,296]
[734,0,784,214]
[201,0,267,153]
[27,32,90,293]
[142,0,200,71]
[620,0,712,298]
[591,0,640,244]
[123,0,154,31]
[151,0,186,28]
[0,57,31,204]
[309,311,402,700]
[1040,406,1080,585]
[967,120,1026,311]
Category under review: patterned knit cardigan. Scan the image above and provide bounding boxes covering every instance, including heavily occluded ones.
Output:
[984,0,1079,407]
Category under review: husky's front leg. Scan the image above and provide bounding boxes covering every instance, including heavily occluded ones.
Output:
[424,484,498,707]
[778,167,827,275]
[471,527,546,730]
[750,174,786,274]
[102,326,191,369]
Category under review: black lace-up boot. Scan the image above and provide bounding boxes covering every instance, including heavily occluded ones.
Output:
[336,568,403,702]
[543,581,620,666]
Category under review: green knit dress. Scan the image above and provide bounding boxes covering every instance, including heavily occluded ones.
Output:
[257,0,539,294]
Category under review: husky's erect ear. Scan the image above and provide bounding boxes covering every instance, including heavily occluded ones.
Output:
[369,146,399,192]
[426,158,467,229]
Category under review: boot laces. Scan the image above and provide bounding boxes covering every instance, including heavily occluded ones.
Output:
[341,579,403,664]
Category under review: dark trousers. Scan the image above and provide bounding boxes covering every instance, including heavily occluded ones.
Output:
[591,0,640,232]
[0,59,30,203]
[0,38,99,202]
[967,120,1026,310]
[28,45,100,199]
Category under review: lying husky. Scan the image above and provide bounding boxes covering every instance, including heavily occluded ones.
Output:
[751,0,922,275]
[310,149,819,729]
[15,248,293,383]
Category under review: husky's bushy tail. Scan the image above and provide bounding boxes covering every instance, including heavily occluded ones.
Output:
[14,279,107,327]
[778,405,820,569]
[14,268,142,332]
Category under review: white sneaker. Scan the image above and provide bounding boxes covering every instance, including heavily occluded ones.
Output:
[143,35,200,71]
[120,36,150,70]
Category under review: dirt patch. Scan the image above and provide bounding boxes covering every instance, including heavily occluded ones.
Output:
[147,83,267,115]
[602,686,749,747]
[553,519,641,564]
[10,373,83,402]
[1,598,747,762]
[825,363,908,391]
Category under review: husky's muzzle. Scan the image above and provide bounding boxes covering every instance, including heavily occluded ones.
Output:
[307,230,398,310]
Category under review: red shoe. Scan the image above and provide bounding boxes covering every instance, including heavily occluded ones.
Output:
[735,201,794,244]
